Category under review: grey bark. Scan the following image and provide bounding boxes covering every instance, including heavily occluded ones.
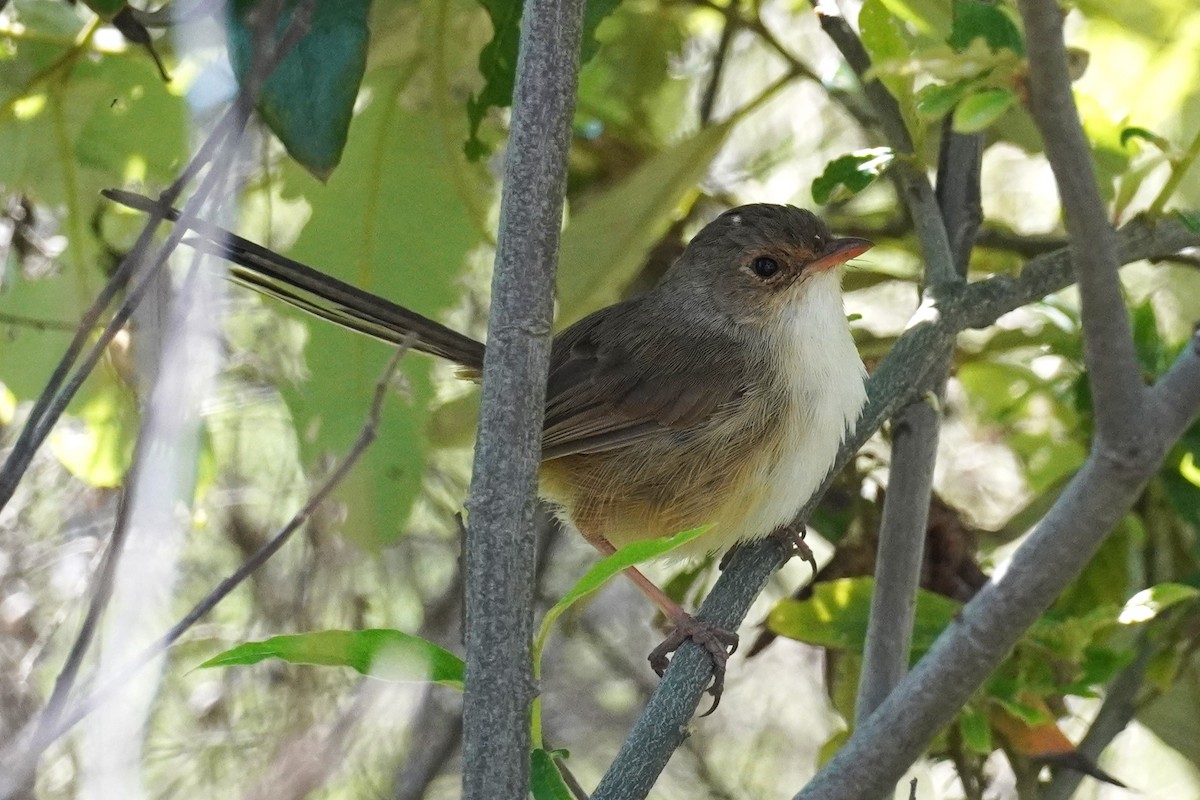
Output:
[460,1,585,799]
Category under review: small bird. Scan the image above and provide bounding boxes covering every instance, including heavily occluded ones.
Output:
[104,191,870,708]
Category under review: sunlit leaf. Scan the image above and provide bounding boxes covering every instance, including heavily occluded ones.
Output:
[228,0,371,179]
[0,382,15,426]
[766,577,961,658]
[860,0,918,114]
[1119,584,1200,624]
[915,80,974,119]
[48,370,139,488]
[199,629,465,688]
[811,148,896,204]
[878,0,952,40]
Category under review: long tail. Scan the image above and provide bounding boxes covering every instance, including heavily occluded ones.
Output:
[101,189,487,372]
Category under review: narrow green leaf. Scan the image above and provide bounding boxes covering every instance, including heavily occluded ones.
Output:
[766,577,961,658]
[533,526,706,674]
[530,750,575,800]
[465,0,624,159]
[199,629,465,688]
[811,148,895,205]
[1120,126,1172,152]
[1177,210,1200,233]
[948,0,1024,55]
[536,526,707,657]
[555,120,733,326]
[227,0,371,179]
[951,88,1016,133]
[1118,584,1200,624]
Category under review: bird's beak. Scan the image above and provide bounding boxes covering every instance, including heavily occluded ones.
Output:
[807,236,873,273]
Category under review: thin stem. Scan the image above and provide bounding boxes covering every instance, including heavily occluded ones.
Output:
[0,350,407,795]
[1148,125,1200,217]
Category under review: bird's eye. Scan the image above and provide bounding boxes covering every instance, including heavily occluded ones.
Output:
[751,256,780,278]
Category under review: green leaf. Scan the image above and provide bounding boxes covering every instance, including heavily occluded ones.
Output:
[951,88,1016,133]
[47,370,139,488]
[555,120,733,326]
[811,148,895,205]
[1177,210,1200,233]
[959,705,993,753]
[530,750,575,800]
[530,525,706,746]
[948,0,1024,55]
[277,88,483,548]
[915,80,974,120]
[465,0,624,160]
[1120,126,1172,152]
[199,629,465,688]
[1118,584,1200,624]
[766,577,962,658]
[534,525,708,665]
[877,0,953,40]
[228,0,371,179]
[859,0,918,112]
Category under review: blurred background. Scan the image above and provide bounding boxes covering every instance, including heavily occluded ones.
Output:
[1,0,1199,797]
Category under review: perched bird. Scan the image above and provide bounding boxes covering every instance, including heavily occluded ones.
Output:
[104,191,870,708]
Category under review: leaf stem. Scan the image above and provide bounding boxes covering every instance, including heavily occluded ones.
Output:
[1148,126,1200,218]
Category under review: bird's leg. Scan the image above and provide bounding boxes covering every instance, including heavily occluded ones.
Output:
[590,538,738,715]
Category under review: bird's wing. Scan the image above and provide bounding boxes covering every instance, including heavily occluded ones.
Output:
[541,305,749,460]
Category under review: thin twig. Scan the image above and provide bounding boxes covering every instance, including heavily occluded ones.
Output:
[0,347,409,795]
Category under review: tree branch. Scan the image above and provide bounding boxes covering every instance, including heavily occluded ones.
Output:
[1017,0,1146,442]
[460,0,585,798]
[856,125,982,740]
[791,332,1200,800]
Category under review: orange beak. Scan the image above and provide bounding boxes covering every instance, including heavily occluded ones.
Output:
[808,236,873,273]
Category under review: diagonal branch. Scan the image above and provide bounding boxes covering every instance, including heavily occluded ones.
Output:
[792,330,1200,800]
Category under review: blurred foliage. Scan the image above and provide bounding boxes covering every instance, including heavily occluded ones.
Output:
[0,0,1199,798]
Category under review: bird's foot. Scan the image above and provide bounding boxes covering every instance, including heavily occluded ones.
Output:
[770,523,816,576]
[648,614,739,716]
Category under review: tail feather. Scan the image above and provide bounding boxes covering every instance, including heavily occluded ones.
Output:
[101,188,486,371]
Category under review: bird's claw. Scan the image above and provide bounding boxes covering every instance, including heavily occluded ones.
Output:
[772,523,817,576]
[648,615,739,716]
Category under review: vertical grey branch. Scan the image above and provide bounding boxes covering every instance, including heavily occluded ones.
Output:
[1016,0,1146,440]
[855,127,981,742]
[460,1,585,799]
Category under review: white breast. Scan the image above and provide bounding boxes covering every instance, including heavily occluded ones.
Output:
[703,271,866,552]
